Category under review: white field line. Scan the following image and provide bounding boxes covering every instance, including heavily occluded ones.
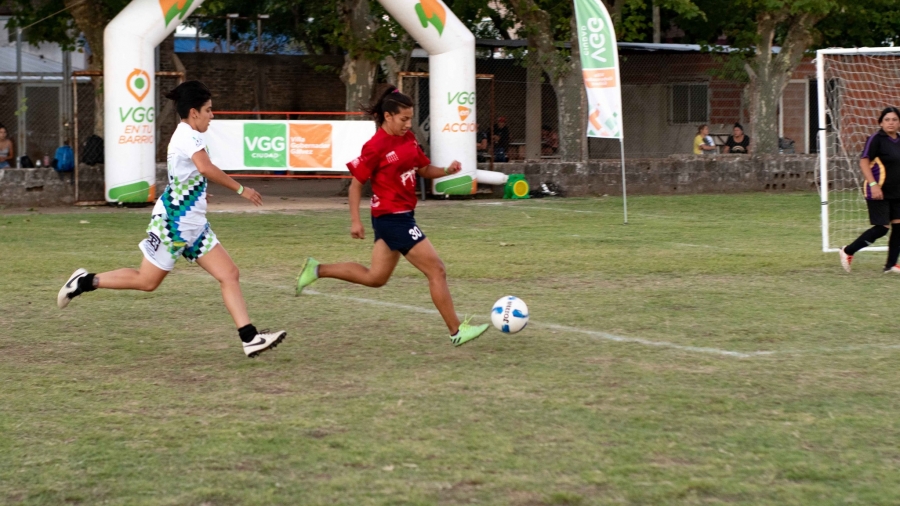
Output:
[302,289,767,359]
[252,282,900,357]
[470,202,606,214]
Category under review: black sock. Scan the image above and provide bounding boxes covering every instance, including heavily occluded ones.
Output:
[845,226,889,255]
[238,324,258,343]
[77,273,97,293]
[886,223,900,269]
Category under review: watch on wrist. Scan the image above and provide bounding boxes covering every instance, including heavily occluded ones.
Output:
[869,181,878,187]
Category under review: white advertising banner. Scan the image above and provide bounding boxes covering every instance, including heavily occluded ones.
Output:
[203,120,376,172]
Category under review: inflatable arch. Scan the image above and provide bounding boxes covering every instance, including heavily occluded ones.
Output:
[103,0,506,202]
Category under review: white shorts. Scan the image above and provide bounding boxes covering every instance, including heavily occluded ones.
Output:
[139,214,219,271]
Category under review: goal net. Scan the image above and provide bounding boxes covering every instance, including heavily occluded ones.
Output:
[818,48,900,252]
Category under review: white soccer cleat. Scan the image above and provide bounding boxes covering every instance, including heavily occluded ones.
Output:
[839,248,853,273]
[243,330,287,358]
[884,265,900,274]
[58,268,88,309]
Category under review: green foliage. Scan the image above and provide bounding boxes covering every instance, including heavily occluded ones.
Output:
[6,0,129,51]
[816,0,900,47]
[6,0,75,50]
[676,0,900,51]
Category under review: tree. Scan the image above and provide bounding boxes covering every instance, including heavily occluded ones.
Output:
[677,0,900,154]
[8,0,130,136]
[500,0,702,161]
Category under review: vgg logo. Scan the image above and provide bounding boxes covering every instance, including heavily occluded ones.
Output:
[447,91,475,105]
[244,136,286,151]
[243,123,287,168]
[118,107,155,123]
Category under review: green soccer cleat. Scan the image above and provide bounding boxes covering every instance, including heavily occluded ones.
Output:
[295,257,320,296]
[450,317,489,347]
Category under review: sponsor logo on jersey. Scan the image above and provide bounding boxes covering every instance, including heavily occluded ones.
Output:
[401,169,417,188]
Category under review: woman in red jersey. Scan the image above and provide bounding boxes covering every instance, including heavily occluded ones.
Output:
[295,85,489,346]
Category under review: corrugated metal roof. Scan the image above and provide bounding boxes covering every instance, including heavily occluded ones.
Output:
[0,45,85,74]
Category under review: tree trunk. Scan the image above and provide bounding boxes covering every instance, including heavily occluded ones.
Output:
[342,57,377,114]
[339,0,377,115]
[382,35,413,86]
[506,0,586,162]
[652,3,661,43]
[65,0,107,137]
[525,45,542,160]
[746,10,822,154]
[554,18,586,161]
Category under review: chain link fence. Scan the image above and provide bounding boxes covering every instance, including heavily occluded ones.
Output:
[397,47,752,161]
[460,48,746,161]
[0,81,73,169]
[3,44,792,175]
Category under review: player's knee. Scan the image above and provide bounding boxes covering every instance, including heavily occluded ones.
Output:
[368,275,389,288]
[215,264,240,284]
[427,260,447,281]
[139,276,163,292]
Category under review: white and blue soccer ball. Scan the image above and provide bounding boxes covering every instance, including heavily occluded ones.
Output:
[491,296,529,333]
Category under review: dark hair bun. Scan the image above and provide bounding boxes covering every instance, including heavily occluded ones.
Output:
[166,81,212,119]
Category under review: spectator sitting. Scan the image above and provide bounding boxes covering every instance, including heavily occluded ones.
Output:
[492,116,510,162]
[476,129,490,162]
[541,125,559,155]
[693,124,716,155]
[724,123,751,154]
[0,123,15,168]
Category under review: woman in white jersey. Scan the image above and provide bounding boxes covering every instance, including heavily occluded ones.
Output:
[57,81,285,358]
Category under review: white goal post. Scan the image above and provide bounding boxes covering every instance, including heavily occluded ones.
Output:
[818,47,900,253]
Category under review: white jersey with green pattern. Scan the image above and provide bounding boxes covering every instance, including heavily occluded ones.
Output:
[152,122,209,228]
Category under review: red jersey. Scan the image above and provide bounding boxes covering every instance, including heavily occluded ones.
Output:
[347,129,431,217]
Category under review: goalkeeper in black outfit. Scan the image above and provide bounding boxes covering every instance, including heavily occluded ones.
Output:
[840,106,900,273]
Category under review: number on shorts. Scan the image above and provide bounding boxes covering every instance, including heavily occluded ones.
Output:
[409,226,423,240]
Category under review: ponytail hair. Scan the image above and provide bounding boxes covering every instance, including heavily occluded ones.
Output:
[364,84,414,127]
[165,80,212,119]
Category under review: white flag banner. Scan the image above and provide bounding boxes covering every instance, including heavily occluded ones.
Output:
[574,0,623,138]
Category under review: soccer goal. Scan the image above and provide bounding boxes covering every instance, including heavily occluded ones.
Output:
[818,47,900,252]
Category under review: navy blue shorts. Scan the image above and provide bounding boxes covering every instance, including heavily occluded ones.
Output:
[372,212,426,255]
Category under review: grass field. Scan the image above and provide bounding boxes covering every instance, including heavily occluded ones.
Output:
[2,192,900,505]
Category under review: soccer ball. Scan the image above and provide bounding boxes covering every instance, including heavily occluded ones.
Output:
[491,296,529,333]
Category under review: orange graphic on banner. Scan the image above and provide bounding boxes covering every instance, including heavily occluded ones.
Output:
[415,0,447,35]
[582,69,616,89]
[589,109,602,131]
[289,124,332,168]
[159,0,193,27]
[458,106,470,121]
[126,68,151,102]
